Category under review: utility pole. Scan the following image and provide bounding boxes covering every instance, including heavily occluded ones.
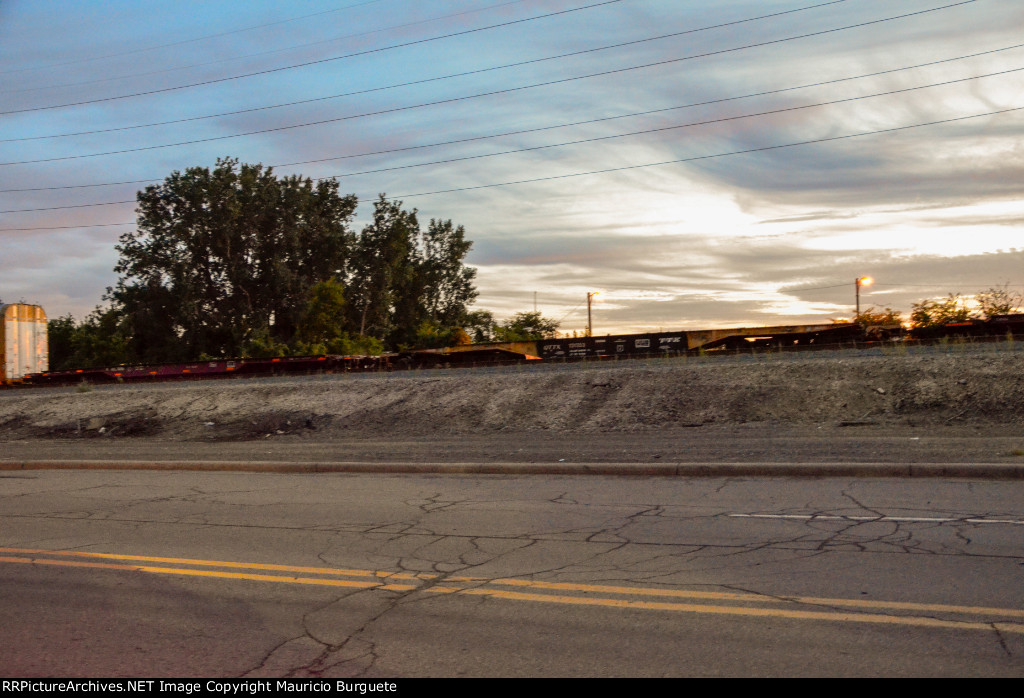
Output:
[587,291,599,336]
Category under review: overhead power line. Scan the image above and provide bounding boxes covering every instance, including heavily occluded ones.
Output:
[1,1,389,76]
[306,67,1024,181]
[2,104,1018,233]
[555,301,587,325]
[0,0,627,116]
[2,0,851,140]
[0,1,532,95]
[0,222,135,233]
[0,1,982,166]
[390,105,1024,199]
[789,283,859,292]
[0,199,135,214]
[3,42,1022,194]
[5,64,1020,214]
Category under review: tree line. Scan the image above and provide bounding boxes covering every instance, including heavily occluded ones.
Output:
[845,286,1022,328]
[48,158,560,371]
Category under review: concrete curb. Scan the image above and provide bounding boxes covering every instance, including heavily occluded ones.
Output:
[2,460,1024,478]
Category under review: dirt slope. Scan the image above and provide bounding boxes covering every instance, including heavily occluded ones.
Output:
[2,347,1022,442]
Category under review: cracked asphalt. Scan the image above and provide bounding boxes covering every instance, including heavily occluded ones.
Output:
[1,470,1021,677]
[3,351,1023,677]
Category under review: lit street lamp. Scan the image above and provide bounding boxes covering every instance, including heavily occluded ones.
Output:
[855,276,873,318]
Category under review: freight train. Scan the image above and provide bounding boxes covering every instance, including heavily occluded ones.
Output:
[4,302,1023,388]
[409,320,886,365]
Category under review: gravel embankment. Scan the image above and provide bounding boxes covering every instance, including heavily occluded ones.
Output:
[2,347,1022,442]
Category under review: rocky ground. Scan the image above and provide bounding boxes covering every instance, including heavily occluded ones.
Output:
[1,345,1023,444]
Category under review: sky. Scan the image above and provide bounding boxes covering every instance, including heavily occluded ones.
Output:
[1,0,1022,336]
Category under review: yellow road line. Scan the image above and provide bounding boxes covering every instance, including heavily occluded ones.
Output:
[0,555,143,572]
[0,547,433,581]
[0,556,416,591]
[138,566,417,592]
[470,577,1024,619]
[443,587,1024,635]
[3,547,1022,630]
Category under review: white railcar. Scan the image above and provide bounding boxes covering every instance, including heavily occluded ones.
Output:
[1,303,49,382]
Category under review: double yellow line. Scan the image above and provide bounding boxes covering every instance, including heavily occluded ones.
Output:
[2,547,1022,634]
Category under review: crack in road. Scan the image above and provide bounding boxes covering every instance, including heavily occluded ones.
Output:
[4,474,1020,676]
[4,509,1021,564]
[991,624,1014,658]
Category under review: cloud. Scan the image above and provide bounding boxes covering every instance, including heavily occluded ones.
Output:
[2,0,1022,335]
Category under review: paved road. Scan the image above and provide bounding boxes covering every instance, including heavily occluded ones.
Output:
[1,470,1021,677]
[4,425,1024,466]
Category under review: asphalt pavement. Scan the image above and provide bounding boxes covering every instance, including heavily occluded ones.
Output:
[2,426,1024,477]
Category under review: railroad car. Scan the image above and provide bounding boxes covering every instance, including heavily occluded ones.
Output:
[1,303,48,383]
[25,354,391,385]
[908,314,1024,341]
[409,322,877,364]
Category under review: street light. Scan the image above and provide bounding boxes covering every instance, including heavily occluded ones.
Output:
[855,276,873,318]
[587,291,600,336]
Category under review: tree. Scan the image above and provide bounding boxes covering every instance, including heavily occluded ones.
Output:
[832,307,903,326]
[46,314,79,371]
[346,196,478,349]
[90,161,479,361]
[975,285,1022,320]
[493,312,561,341]
[413,320,471,349]
[289,278,383,356]
[857,307,902,326]
[347,196,420,343]
[910,293,972,329]
[47,307,131,369]
[111,158,357,361]
[908,287,1022,329]
[420,218,478,327]
[295,278,349,349]
[462,310,497,343]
